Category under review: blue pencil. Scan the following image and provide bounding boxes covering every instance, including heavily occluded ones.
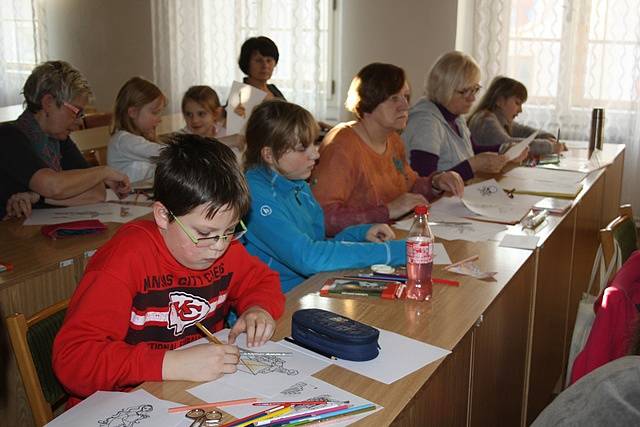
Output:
[285,403,376,426]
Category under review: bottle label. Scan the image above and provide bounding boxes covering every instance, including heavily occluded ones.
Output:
[407,239,433,264]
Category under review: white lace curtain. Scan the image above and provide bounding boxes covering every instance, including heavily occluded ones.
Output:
[473,0,640,217]
[0,0,47,107]
[150,0,329,119]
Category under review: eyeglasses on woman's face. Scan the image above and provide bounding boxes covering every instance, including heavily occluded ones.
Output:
[63,101,86,120]
[169,210,247,247]
[455,84,482,98]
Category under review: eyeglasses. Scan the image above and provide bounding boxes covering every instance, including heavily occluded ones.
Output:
[455,85,482,98]
[169,210,247,247]
[63,102,86,120]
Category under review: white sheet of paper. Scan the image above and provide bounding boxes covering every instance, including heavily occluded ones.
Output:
[190,376,381,426]
[106,189,152,204]
[499,234,540,250]
[537,152,610,173]
[460,179,536,224]
[45,389,183,427]
[503,166,587,184]
[202,330,331,397]
[432,242,451,264]
[280,328,450,385]
[504,129,538,161]
[395,214,508,242]
[23,202,152,225]
[445,261,498,279]
[225,81,268,135]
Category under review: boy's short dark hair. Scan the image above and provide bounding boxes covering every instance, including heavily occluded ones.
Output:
[244,100,319,170]
[154,134,250,221]
[238,36,280,75]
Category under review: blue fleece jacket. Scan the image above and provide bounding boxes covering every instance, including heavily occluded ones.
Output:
[243,166,406,293]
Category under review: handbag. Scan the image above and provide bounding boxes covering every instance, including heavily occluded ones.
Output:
[565,241,621,386]
[291,308,380,361]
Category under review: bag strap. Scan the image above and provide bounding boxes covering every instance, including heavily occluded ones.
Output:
[587,245,604,295]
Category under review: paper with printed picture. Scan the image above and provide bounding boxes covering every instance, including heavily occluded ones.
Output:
[44,389,183,427]
[459,179,540,224]
[504,129,538,161]
[225,81,267,135]
[394,214,507,242]
[185,330,331,397]
[23,202,152,225]
[189,376,381,426]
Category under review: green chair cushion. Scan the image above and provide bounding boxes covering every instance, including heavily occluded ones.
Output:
[26,309,67,405]
[612,219,639,265]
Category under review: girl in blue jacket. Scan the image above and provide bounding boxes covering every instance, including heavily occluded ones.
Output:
[242,100,405,292]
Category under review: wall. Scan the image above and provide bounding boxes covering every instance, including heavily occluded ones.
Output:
[44,0,154,112]
[336,0,459,120]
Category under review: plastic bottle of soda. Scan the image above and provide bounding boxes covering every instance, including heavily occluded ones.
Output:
[405,205,434,301]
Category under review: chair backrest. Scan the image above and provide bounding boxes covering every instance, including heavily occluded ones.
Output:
[6,300,69,426]
[82,112,113,129]
[600,204,638,268]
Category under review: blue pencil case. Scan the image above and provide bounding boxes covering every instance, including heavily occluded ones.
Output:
[291,308,380,361]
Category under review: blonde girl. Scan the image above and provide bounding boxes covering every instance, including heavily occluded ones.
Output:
[180,85,225,138]
[107,77,166,183]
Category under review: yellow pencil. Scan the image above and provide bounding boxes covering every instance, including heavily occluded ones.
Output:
[195,322,250,371]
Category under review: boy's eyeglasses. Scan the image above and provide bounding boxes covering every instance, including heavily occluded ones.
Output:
[455,85,482,98]
[63,102,86,120]
[168,210,247,247]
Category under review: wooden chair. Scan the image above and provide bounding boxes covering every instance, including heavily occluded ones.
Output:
[82,112,113,129]
[6,300,69,426]
[600,204,638,269]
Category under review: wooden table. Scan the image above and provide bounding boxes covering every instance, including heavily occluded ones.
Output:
[0,144,624,426]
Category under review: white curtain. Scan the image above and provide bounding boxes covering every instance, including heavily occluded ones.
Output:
[473,0,640,216]
[0,0,47,107]
[150,0,330,119]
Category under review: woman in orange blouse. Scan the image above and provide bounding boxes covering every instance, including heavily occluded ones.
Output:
[311,63,464,236]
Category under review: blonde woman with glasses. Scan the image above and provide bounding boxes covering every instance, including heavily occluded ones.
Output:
[402,51,526,181]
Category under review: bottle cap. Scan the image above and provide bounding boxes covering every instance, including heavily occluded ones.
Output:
[414,205,428,215]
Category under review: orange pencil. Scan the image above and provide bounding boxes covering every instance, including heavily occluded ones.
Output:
[168,397,258,413]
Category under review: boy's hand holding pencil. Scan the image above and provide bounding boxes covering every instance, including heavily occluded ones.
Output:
[161,336,240,382]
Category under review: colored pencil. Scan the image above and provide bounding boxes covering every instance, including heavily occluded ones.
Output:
[252,401,334,406]
[255,404,349,426]
[286,403,376,426]
[167,397,258,413]
[344,274,459,287]
[444,254,480,270]
[219,405,291,427]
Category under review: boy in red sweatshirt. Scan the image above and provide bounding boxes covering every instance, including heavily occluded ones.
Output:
[53,134,285,407]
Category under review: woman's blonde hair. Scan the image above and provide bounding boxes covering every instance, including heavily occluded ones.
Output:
[426,51,481,105]
[111,76,165,137]
[244,100,319,170]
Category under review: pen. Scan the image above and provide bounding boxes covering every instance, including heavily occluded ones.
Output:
[445,255,480,270]
[283,337,337,360]
[168,398,258,413]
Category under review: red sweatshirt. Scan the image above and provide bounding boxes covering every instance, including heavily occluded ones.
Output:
[53,220,284,406]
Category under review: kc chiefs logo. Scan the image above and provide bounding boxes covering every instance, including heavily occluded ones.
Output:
[167,291,210,336]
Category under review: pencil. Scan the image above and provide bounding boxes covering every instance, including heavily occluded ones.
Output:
[168,397,258,413]
[444,255,480,270]
[195,322,251,371]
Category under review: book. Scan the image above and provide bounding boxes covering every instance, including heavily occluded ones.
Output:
[320,278,399,299]
[532,197,573,215]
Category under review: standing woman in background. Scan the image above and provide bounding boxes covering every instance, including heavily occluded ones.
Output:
[402,51,526,181]
[468,76,564,156]
[311,62,463,237]
[238,36,285,100]
[0,60,130,219]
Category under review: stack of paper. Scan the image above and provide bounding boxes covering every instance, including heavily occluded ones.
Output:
[500,167,585,198]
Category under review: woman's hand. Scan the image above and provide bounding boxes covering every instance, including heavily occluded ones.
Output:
[469,152,508,174]
[234,103,246,118]
[366,224,396,242]
[433,171,464,197]
[3,192,40,219]
[386,193,428,219]
[162,343,239,382]
[102,167,131,199]
[229,306,276,348]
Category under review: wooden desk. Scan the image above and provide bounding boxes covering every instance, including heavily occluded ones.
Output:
[0,144,624,426]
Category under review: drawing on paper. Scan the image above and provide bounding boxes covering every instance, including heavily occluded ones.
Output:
[281,381,318,395]
[478,184,498,197]
[98,404,153,427]
[240,353,300,376]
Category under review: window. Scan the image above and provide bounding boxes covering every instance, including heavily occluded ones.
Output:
[0,0,46,106]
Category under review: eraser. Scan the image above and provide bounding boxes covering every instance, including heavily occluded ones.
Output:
[371,264,395,274]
